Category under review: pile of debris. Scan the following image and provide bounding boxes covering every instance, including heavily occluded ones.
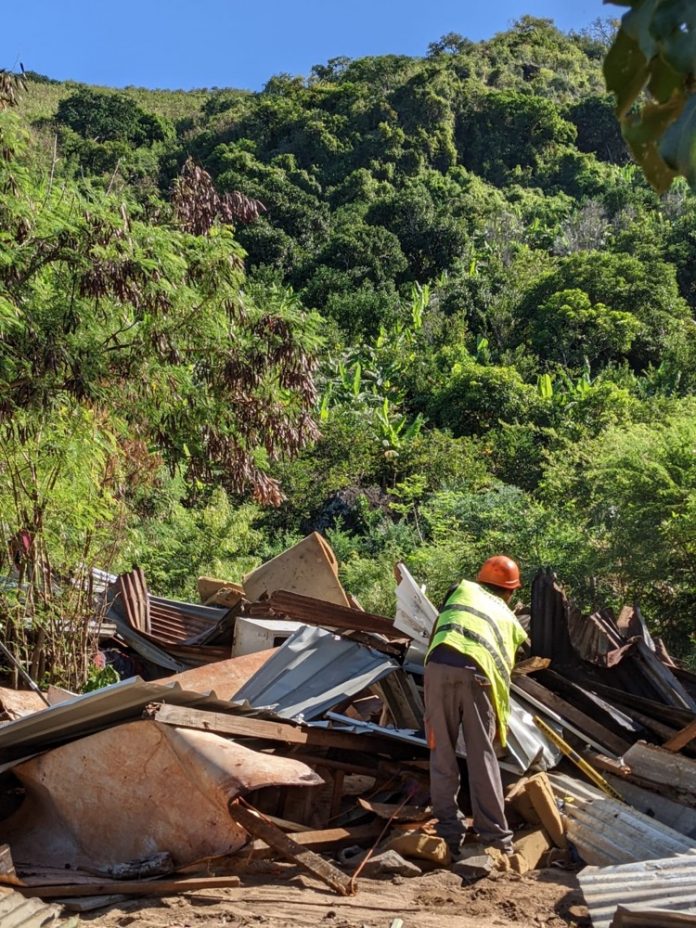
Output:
[0,533,695,927]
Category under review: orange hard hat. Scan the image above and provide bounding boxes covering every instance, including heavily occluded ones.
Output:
[476,555,522,590]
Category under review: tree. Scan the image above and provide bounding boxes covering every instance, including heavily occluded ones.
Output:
[0,123,321,505]
[516,251,691,371]
[56,87,173,145]
[427,33,472,58]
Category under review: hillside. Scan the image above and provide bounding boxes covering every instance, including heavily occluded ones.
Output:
[1,16,694,683]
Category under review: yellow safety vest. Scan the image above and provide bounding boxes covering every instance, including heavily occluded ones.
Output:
[426,579,526,747]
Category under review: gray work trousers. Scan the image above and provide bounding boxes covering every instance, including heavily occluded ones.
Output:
[424,661,513,851]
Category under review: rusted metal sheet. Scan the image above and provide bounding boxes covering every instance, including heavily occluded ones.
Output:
[119,567,150,632]
[248,590,403,639]
[169,649,277,699]
[108,571,232,669]
[3,719,322,870]
[0,688,46,720]
[530,568,577,665]
[580,856,696,928]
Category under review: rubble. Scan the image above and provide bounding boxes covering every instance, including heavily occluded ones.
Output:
[0,540,695,925]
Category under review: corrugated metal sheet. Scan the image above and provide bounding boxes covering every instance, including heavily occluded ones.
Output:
[548,774,696,866]
[529,568,577,665]
[393,562,436,667]
[611,907,696,926]
[0,888,74,927]
[233,625,398,721]
[567,607,624,666]
[107,573,232,670]
[0,677,236,765]
[580,856,696,928]
[604,776,696,840]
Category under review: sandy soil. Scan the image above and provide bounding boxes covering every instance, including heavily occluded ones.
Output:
[78,864,590,928]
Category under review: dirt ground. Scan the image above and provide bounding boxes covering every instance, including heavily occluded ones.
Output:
[78,864,590,928]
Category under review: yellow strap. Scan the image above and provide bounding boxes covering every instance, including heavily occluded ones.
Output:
[532,715,624,802]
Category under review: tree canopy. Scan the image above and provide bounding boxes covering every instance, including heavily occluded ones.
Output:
[2,15,696,686]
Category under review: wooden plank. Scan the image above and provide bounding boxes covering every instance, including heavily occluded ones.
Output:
[229,801,354,895]
[512,657,551,676]
[514,675,631,756]
[376,671,424,730]
[145,703,402,755]
[577,679,696,729]
[248,822,382,858]
[663,718,696,753]
[16,875,241,899]
[623,741,696,798]
[581,751,632,778]
[336,630,405,657]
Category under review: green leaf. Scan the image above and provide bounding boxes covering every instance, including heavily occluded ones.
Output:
[352,361,362,397]
[537,373,554,401]
[604,27,650,118]
[647,56,684,103]
[650,0,696,73]
[660,94,696,187]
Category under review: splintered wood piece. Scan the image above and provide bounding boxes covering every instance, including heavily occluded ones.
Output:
[512,657,550,676]
[663,719,696,753]
[229,801,354,895]
[16,875,241,898]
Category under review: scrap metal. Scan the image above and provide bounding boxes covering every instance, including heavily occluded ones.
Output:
[580,856,696,928]
[3,719,322,870]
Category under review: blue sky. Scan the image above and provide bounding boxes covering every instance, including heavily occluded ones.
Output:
[2,0,611,91]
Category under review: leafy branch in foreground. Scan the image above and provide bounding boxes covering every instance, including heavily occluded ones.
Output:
[604,0,696,191]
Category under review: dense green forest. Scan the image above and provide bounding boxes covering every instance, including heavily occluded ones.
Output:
[1,16,695,685]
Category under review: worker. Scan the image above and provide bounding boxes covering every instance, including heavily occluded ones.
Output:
[424,555,527,857]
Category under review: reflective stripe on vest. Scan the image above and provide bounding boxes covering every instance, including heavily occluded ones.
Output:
[434,622,511,686]
[444,603,508,668]
[426,579,526,747]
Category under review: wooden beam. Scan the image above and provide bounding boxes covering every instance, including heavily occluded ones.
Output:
[145,703,401,755]
[16,876,241,899]
[249,823,382,858]
[663,718,696,753]
[229,801,355,895]
[513,675,631,757]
